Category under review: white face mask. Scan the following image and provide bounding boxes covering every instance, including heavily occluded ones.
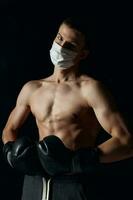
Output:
[49,42,78,69]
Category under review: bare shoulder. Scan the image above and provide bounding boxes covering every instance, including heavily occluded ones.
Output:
[18,75,54,97]
[22,79,42,90]
[16,79,44,106]
[80,75,100,91]
[20,76,52,92]
[80,75,114,106]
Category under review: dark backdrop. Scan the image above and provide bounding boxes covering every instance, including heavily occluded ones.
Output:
[0,1,133,199]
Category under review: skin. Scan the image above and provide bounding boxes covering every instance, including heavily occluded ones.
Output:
[2,23,133,163]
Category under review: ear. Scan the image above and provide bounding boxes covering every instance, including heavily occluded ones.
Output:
[80,49,90,60]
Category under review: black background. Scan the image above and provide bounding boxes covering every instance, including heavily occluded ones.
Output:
[0,1,133,199]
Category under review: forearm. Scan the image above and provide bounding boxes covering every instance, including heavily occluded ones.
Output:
[98,137,133,163]
[2,128,18,144]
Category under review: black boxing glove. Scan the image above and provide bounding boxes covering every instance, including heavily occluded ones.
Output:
[37,135,101,176]
[3,141,14,167]
[3,137,43,175]
[37,135,72,176]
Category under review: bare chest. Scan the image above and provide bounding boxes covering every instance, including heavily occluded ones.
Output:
[30,83,88,121]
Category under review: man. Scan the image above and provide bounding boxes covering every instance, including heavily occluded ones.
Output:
[2,17,133,200]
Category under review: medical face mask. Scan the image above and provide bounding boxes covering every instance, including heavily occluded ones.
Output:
[49,42,78,69]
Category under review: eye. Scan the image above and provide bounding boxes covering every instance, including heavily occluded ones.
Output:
[65,43,78,51]
[56,34,63,41]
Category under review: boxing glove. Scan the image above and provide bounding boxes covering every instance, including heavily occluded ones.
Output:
[37,135,101,176]
[3,137,43,175]
[37,135,72,175]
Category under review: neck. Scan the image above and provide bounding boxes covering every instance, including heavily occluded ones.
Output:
[53,66,79,83]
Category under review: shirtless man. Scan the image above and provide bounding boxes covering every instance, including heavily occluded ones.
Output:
[2,17,133,200]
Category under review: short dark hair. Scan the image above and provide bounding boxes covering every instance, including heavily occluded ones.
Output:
[60,17,92,49]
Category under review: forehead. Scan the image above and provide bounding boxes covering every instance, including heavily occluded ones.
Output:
[58,23,84,45]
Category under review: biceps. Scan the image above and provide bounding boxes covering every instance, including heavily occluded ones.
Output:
[5,105,30,131]
[94,108,125,135]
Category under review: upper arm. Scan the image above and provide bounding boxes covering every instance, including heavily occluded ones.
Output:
[3,81,33,132]
[84,80,130,142]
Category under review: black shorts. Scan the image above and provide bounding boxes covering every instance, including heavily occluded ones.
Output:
[22,174,99,200]
[50,174,98,200]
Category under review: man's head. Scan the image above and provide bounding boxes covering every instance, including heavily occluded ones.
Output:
[50,17,90,69]
[59,17,90,51]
